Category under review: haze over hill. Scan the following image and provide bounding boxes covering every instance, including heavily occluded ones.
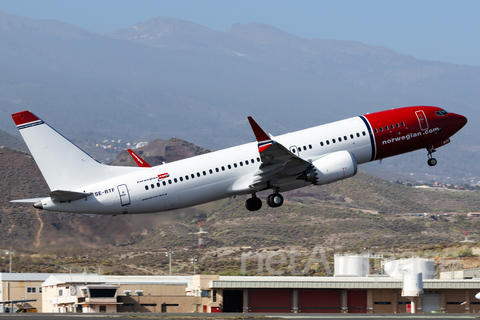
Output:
[0,10,478,183]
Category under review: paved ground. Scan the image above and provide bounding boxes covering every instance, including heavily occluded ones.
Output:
[0,313,479,320]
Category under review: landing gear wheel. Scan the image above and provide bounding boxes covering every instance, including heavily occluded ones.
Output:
[246,196,262,211]
[267,193,284,208]
[427,158,437,166]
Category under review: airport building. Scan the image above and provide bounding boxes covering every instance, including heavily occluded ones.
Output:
[1,255,480,314]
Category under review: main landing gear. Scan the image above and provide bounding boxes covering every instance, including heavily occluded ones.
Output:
[245,192,284,211]
[427,147,437,167]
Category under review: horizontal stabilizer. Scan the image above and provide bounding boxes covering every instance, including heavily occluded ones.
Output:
[50,190,93,202]
[10,198,46,203]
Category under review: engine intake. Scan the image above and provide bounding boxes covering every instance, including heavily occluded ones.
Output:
[299,150,357,185]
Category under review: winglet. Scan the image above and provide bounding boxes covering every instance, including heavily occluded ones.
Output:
[12,111,42,126]
[128,149,151,167]
[248,116,273,152]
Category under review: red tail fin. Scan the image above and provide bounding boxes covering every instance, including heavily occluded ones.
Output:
[128,149,151,167]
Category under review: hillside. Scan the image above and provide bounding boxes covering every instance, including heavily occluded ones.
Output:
[1,141,480,275]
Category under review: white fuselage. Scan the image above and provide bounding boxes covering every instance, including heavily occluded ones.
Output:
[41,116,372,214]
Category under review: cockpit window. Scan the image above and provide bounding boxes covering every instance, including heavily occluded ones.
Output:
[435,109,449,116]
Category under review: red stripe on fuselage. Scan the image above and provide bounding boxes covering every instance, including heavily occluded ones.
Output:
[363,106,467,160]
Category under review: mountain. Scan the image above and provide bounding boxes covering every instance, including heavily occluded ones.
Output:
[0,11,478,183]
[0,128,27,152]
[2,141,480,275]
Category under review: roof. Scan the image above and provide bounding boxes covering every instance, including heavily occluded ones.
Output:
[0,273,52,282]
[210,276,480,290]
[42,274,193,287]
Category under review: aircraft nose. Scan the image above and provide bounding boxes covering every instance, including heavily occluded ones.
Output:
[455,113,468,128]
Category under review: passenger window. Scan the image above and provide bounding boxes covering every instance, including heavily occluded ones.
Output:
[343,136,347,141]
[401,122,405,126]
[362,131,366,136]
[157,182,160,187]
[240,162,243,166]
[309,145,312,149]
[320,142,324,146]
[350,134,354,139]
[374,128,378,133]
[390,124,394,129]
[168,180,172,184]
[379,127,383,132]
[257,157,260,162]
[332,139,336,143]
[162,181,166,186]
[338,137,342,142]
[209,169,213,174]
[384,126,388,131]
[228,164,231,169]
[145,186,148,190]
[179,177,183,182]
[292,148,296,153]
[215,168,219,172]
[203,171,206,176]
[356,133,360,137]
[326,140,330,145]
[151,184,154,189]
[221,166,225,171]
[251,159,255,163]
[303,146,307,151]
[197,172,200,177]
[174,178,178,183]
[395,123,399,128]
[191,174,195,179]
[245,160,249,165]
[234,163,237,168]
[185,176,189,180]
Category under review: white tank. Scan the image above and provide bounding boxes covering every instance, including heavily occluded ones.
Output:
[402,271,424,297]
[334,254,369,277]
[383,258,434,279]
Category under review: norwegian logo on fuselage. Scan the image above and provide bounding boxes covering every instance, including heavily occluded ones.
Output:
[158,173,169,180]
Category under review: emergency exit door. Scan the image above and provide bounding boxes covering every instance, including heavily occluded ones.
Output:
[117,184,131,206]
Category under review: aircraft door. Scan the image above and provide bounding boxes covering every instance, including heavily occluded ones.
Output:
[289,146,300,157]
[415,110,429,131]
[117,184,131,206]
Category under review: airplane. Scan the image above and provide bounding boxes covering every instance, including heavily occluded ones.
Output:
[10,106,467,214]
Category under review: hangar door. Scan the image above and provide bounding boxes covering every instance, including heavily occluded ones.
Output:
[422,291,441,313]
[348,290,367,313]
[222,290,243,313]
[249,289,292,313]
[299,290,341,313]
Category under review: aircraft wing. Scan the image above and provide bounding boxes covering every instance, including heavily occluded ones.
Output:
[247,117,311,188]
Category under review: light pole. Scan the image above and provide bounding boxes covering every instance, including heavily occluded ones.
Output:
[191,258,198,275]
[165,251,175,276]
[5,248,14,273]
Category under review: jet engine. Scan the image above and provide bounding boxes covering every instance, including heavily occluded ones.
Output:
[299,150,357,185]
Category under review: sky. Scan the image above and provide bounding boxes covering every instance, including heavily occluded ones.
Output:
[1,0,479,66]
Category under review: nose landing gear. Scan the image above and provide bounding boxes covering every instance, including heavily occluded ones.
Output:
[427,147,437,167]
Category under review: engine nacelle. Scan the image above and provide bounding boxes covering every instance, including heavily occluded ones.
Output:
[300,150,357,185]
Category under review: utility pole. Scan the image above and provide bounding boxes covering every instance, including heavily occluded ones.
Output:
[191,258,198,275]
[165,251,175,276]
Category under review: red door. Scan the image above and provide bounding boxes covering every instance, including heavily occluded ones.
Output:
[347,290,367,313]
[249,289,292,313]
